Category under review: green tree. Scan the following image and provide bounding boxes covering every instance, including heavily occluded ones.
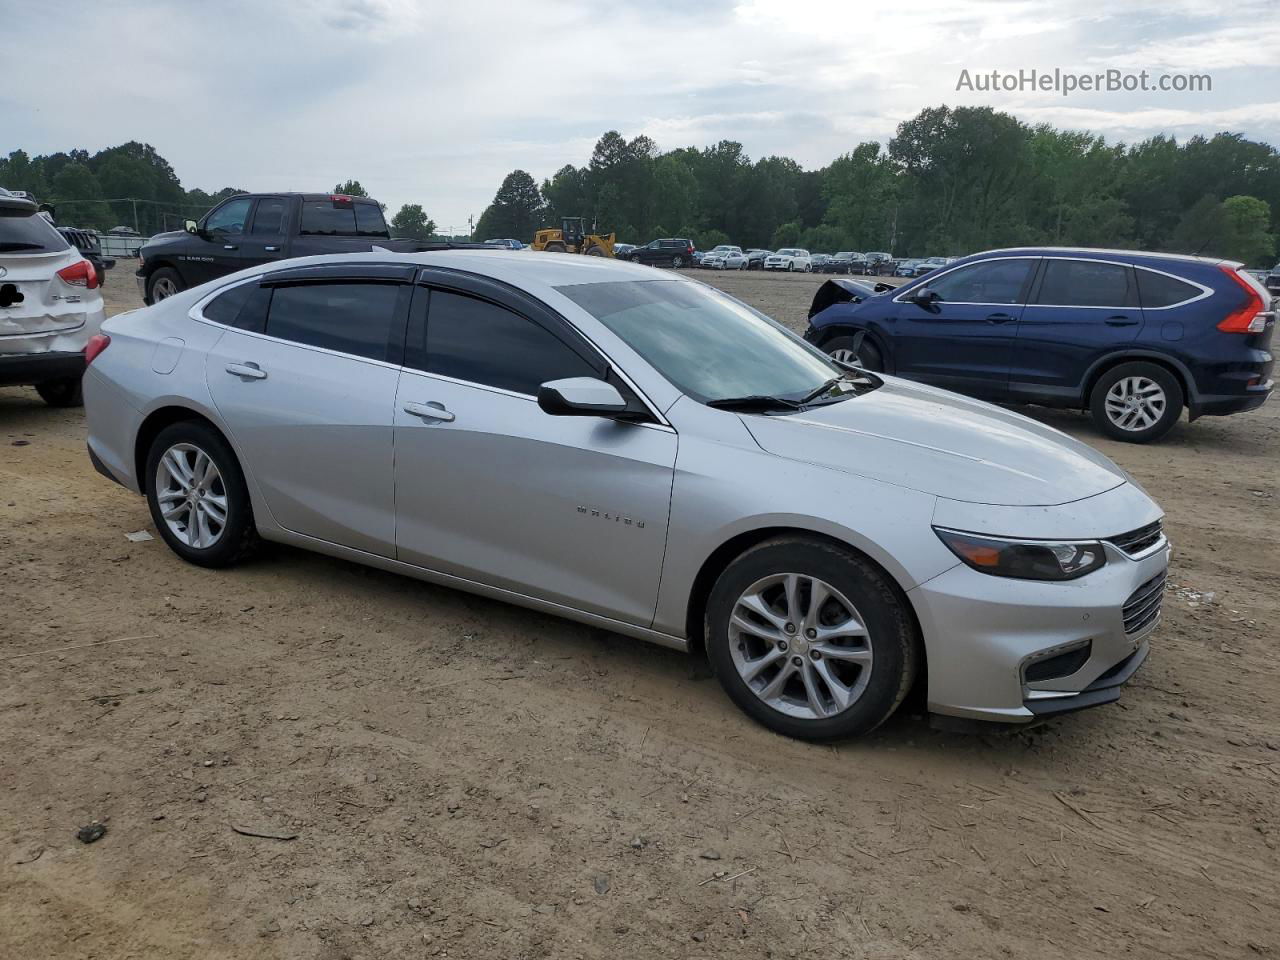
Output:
[772,221,802,248]
[1221,195,1275,264]
[332,179,369,197]
[49,162,112,229]
[1169,194,1228,255]
[474,169,545,240]
[389,203,437,240]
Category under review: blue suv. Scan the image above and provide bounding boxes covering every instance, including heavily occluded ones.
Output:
[804,247,1275,442]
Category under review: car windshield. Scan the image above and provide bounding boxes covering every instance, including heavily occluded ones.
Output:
[556,279,859,405]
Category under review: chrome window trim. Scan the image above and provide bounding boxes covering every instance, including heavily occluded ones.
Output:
[190,273,674,429]
[891,255,1040,305]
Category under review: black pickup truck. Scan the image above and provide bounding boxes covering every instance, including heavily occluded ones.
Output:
[137,193,433,304]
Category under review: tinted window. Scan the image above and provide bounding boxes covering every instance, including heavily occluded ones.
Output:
[265,282,401,361]
[1136,269,1200,308]
[249,198,288,236]
[0,212,69,253]
[300,200,358,235]
[557,280,842,404]
[204,282,254,325]
[928,259,1032,305]
[1037,260,1133,307]
[205,198,252,235]
[354,202,389,237]
[423,290,597,395]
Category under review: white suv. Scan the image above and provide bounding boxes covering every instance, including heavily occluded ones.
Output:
[0,189,105,406]
[764,248,812,272]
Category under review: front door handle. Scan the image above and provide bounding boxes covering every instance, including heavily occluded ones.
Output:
[403,400,455,423]
[1105,315,1138,327]
[223,244,238,251]
[985,312,1017,324]
[225,362,267,381]
[264,245,280,252]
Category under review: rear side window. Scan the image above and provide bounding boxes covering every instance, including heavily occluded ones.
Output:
[249,198,288,236]
[354,202,389,237]
[1036,260,1134,307]
[419,289,597,395]
[1136,269,1201,308]
[300,200,363,236]
[264,282,402,361]
[0,213,70,253]
[204,283,254,325]
[928,259,1033,305]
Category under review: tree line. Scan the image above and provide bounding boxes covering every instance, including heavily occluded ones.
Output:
[474,105,1279,265]
[0,148,440,241]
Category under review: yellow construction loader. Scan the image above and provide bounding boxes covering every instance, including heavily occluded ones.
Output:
[531,217,615,257]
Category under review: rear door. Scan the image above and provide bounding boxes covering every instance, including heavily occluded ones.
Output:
[1010,257,1142,402]
[204,265,414,556]
[890,256,1037,400]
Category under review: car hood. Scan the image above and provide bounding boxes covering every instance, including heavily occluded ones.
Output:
[740,377,1127,506]
[141,230,187,248]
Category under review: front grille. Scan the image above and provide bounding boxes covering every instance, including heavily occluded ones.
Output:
[1108,519,1163,556]
[1123,572,1166,636]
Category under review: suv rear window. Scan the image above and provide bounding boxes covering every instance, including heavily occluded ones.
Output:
[300,200,389,237]
[0,212,69,253]
[1136,269,1201,308]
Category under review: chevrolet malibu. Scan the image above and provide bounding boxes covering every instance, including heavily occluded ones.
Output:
[83,252,1169,740]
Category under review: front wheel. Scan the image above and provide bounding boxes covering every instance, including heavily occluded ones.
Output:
[823,334,883,372]
[1089,362,1183,443]
[145,421,260,568]
[35,377,84,407]
[630,254,641,263]
[786,262,794,272]
[706,537,919,740]
[147,266,184,302]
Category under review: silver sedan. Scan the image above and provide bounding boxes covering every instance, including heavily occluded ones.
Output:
[83,251,1168,739]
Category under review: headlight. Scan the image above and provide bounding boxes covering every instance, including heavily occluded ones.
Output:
[933,528,1106,581]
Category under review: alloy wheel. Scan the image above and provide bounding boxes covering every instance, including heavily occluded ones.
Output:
[1104,376,1167,432]
[154,442,228,548]
[152,276,179,299]
[728,573,873,720]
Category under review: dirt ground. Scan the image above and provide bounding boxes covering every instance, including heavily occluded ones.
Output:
[2,261,1277,960]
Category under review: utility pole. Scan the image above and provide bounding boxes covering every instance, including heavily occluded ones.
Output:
[132,198,140,233]
[468,214,474,240]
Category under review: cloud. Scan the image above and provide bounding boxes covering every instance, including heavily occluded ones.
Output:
[3,0,1276,227]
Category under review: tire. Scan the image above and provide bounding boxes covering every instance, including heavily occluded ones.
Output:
[630,254,641,263]
[823,334,884,372]
[543,243,567,254]
[705,537,919,741]
[147,266,184,302]
[786,262,794,272]
[144,420,260,568]
[35,377,84,407]
[1089,362,1183,443]
[584,245,605,257]
[671,255,684,269]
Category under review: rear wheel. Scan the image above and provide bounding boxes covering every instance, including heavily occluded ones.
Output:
[144,421,260,568]
[1089,362,1183,443]
[584,245,605,257]
[705,537,918,740]
[542,242,567,254]
[35,377,84,407]
[671,255,684,269]
[147,267,184,302]
[823,334,883,372]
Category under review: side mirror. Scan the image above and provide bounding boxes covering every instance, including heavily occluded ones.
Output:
[537,377,628,417]
[184,219,199,235]
[910,287,940,304]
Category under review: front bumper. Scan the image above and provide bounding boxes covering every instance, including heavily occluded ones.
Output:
[911,537,1169,723]
[135,269,149,305]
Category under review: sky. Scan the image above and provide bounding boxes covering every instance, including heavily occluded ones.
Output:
[4,0,1279,231]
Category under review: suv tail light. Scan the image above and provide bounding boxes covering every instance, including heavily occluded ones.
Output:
[57,258,99,290]
[85,333,110,366]
[1217,266,1269,334]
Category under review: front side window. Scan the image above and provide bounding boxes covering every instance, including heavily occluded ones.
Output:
[557,279,844,404]
[927,259,1033,305]
[1036,260,1134,308]
[205,198,253,235]
[1136,269,1200,308]
[421,290,598,395]
[264,281,402,361]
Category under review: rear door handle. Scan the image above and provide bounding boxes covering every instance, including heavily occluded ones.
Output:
[403,400,455,423]
[1105,315,1138,327]
[985,312,1017,324]
[225,362,267,381]
[264,245,280,252]
[223,244,238,251]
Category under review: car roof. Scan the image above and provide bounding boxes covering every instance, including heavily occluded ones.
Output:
[979,245,1236,267]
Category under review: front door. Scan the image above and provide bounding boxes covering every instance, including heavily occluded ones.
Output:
[187,196,255,286]
[889,256,1038,400]
[204,273,410,556]
[392,280,677,627]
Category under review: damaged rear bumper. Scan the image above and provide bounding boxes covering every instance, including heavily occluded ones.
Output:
[0,350,85,387]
